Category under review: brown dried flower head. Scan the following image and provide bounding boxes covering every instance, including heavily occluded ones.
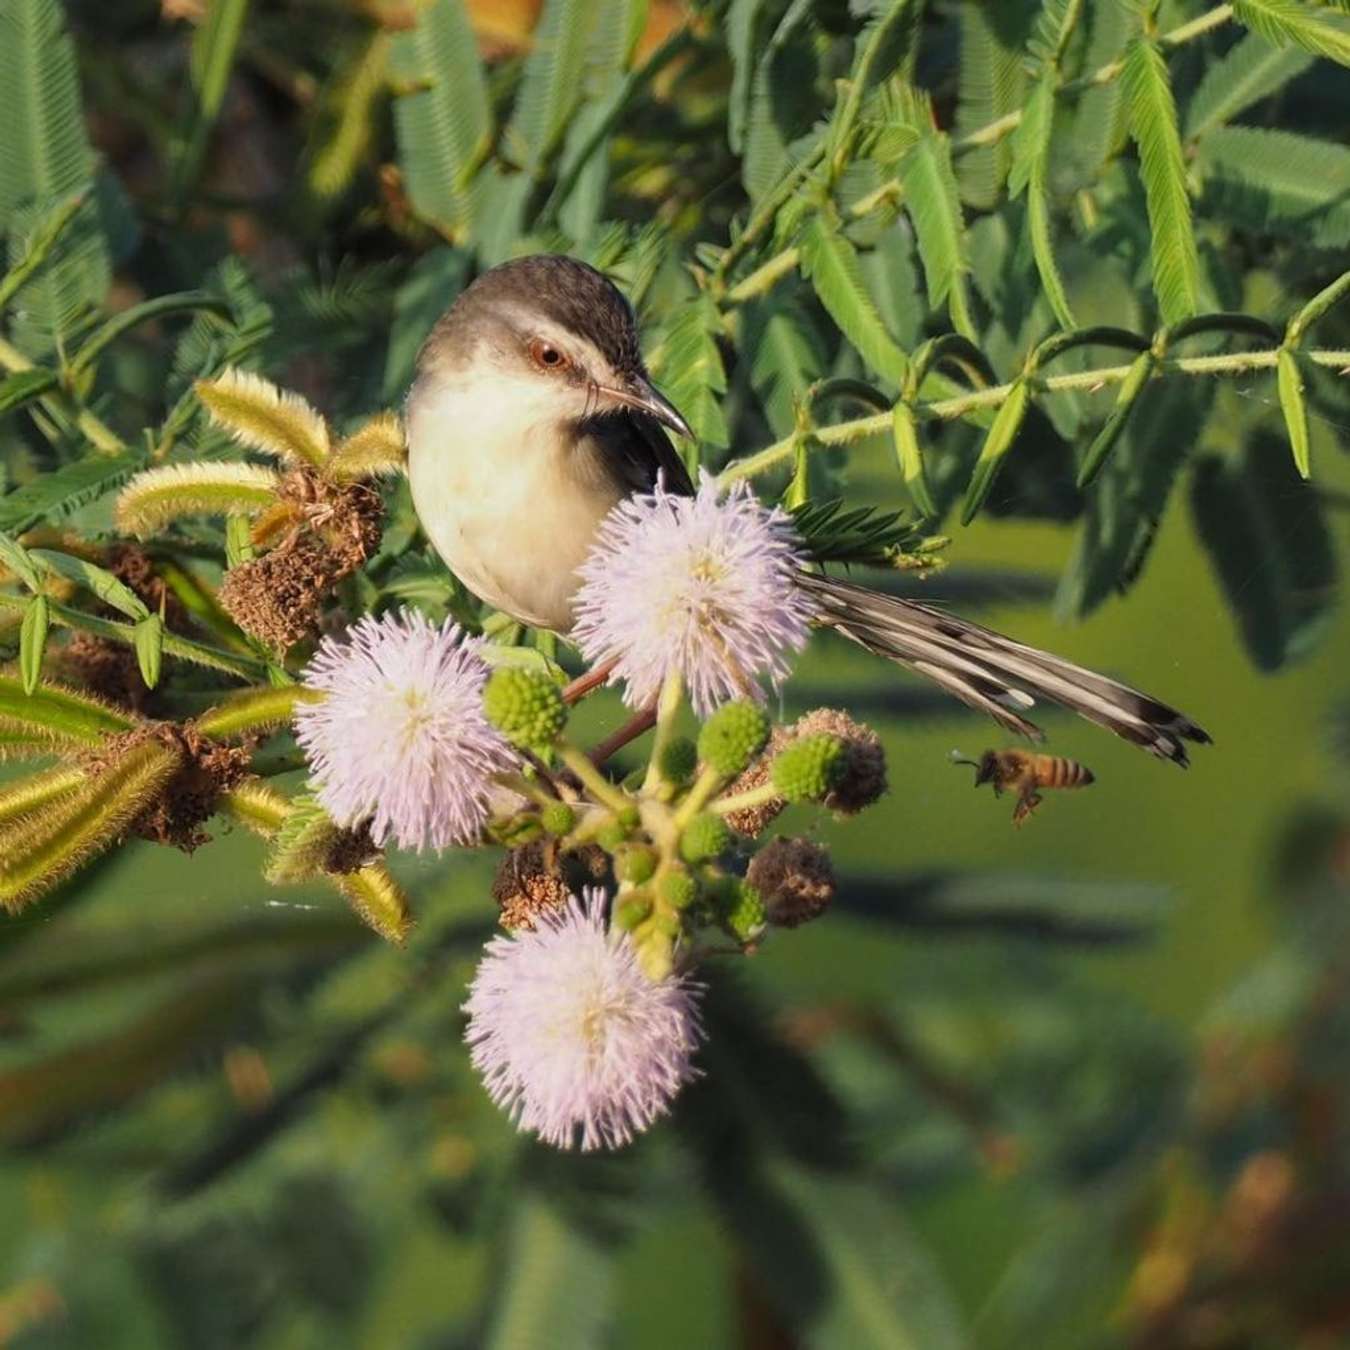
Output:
[746,835,836,928]
[491,841,613,931]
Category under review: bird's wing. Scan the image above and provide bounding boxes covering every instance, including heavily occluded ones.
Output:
[616,412,696,496]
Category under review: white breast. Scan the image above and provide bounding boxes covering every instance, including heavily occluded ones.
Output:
[406,376,625,633]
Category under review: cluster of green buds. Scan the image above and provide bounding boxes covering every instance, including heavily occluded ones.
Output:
[480,666,887,980]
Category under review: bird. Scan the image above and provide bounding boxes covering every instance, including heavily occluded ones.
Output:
[405,254,1210,766]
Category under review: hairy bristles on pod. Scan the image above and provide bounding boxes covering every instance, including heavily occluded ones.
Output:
[115,462,283,536]
[0,764,87,830]
[195,369,331,468]
[0,674,137,748]
[334,863,413,944]
[0,737,182,913]
[328,412,407,480]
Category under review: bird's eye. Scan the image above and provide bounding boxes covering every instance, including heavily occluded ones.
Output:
[529,338,569,371]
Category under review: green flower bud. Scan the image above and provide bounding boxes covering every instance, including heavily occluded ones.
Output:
[770,733,844,803]
[657,736,698,785]
[698,701,770,777]
[539,801,575,836]
[595,820,629,851]
[724,880,766,944]
[658,869,698,911]
[616,844,658,884]
[482,667,566,750]
[614,893,652,931]
[680,813,731,864]
[636,931,675,981]
[616,803,641,832]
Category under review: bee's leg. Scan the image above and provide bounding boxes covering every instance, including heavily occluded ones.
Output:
[1012,789,1042,827]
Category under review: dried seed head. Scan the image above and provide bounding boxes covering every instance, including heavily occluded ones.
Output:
[61,632,153,713]
[81,722,251,853]
[276,468,383,574]
[492,842,572,931]
[219,535,339,652]
[105,544,189,631]
[745,836,835,928]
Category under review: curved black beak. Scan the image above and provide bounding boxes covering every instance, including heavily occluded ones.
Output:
[598,375,694,440]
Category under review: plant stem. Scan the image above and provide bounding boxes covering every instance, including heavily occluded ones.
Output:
[720,346,1350,483]
[0,335,126,455]
[643,671,685,795]
[724,247,802,305]
[672,765,723,832]
[708,780,781,819]
[0,592,270,681]
[557,742,631,817]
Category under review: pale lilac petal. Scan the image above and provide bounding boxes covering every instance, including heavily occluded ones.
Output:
[294,609,514,851]
[572,474,815,717]
[463,889,703,1151]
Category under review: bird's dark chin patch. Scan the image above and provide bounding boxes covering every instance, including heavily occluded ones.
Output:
[571,409,639,441]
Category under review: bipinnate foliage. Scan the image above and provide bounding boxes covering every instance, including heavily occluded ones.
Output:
[0,1,1348,1342]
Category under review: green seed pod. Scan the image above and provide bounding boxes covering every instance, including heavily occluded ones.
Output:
[482,667,567,750]
[539,801,575,835]
[616,844,658,884]
[657,736,698,785]
[614,893,652,931]
[680,813,731,864]
[770,734,844,803]
[658,869,698,911]
[724,880,767,944]
[698,701,771,777]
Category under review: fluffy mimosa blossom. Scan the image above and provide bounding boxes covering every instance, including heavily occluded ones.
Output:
[572,474,815,716]
[464,890,703,1150]
[294,610,512,851]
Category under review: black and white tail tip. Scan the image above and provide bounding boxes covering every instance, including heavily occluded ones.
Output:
[799,573,1212,767]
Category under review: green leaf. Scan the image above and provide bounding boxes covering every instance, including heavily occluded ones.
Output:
[646,293,727,452]
[68,291,232,379]
[0,189,83,310]
[1196,127,1350,249]
[799,212,909,387]
[390,0,491,236]
[1076,350,1155,487]
[728,0,774,153]
[899,113,976,339]
[0,367,57,417]
[133,614,164,690]
[0,0,109,353]
[962,379,1032,524]
[1123,37,1201,325]
[1185,31,1314,139]
[0,452,142,535]
[954,1,1028,208]
[19,595,49,695]
[29,549,151,621]
[1231,0,1350,67]
[482,1193,616,1350]
[743,1162,968,1350]
[1276,347,1311,477]
[891,400,935,516]
[505,0,604,177]
[1286,267,1350,342]
[1009,74,1075,330]
[747,299,826,438]
[742,0,817,200]
[0,527,42,591]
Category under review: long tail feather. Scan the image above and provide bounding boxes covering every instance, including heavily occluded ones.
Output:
[800,573,1212,766]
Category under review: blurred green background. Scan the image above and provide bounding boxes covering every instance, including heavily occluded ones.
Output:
[3,0,1350,1346]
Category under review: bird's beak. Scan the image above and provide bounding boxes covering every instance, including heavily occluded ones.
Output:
[597,375,694,440]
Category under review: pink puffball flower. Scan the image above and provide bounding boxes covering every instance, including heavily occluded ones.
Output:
[572,473,815,717]
[294,609,514,851]
[464,890,703,1151]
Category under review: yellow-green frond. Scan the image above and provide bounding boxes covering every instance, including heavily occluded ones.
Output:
[0,738,181,914]
[197,684,323,740]
[115,462,282,536]
[219,778,291,835]
[0,674,138,747]
[335,862,412,944]
[0,764,86,830]
[328,411,407,481]
[195,368,331,467]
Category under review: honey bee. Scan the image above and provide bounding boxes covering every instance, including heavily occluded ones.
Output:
[951,748,1095,826]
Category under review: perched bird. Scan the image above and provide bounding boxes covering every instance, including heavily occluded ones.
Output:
[406,254,1210,765]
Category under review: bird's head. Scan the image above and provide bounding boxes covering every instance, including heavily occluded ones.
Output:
[408,254,691,440]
